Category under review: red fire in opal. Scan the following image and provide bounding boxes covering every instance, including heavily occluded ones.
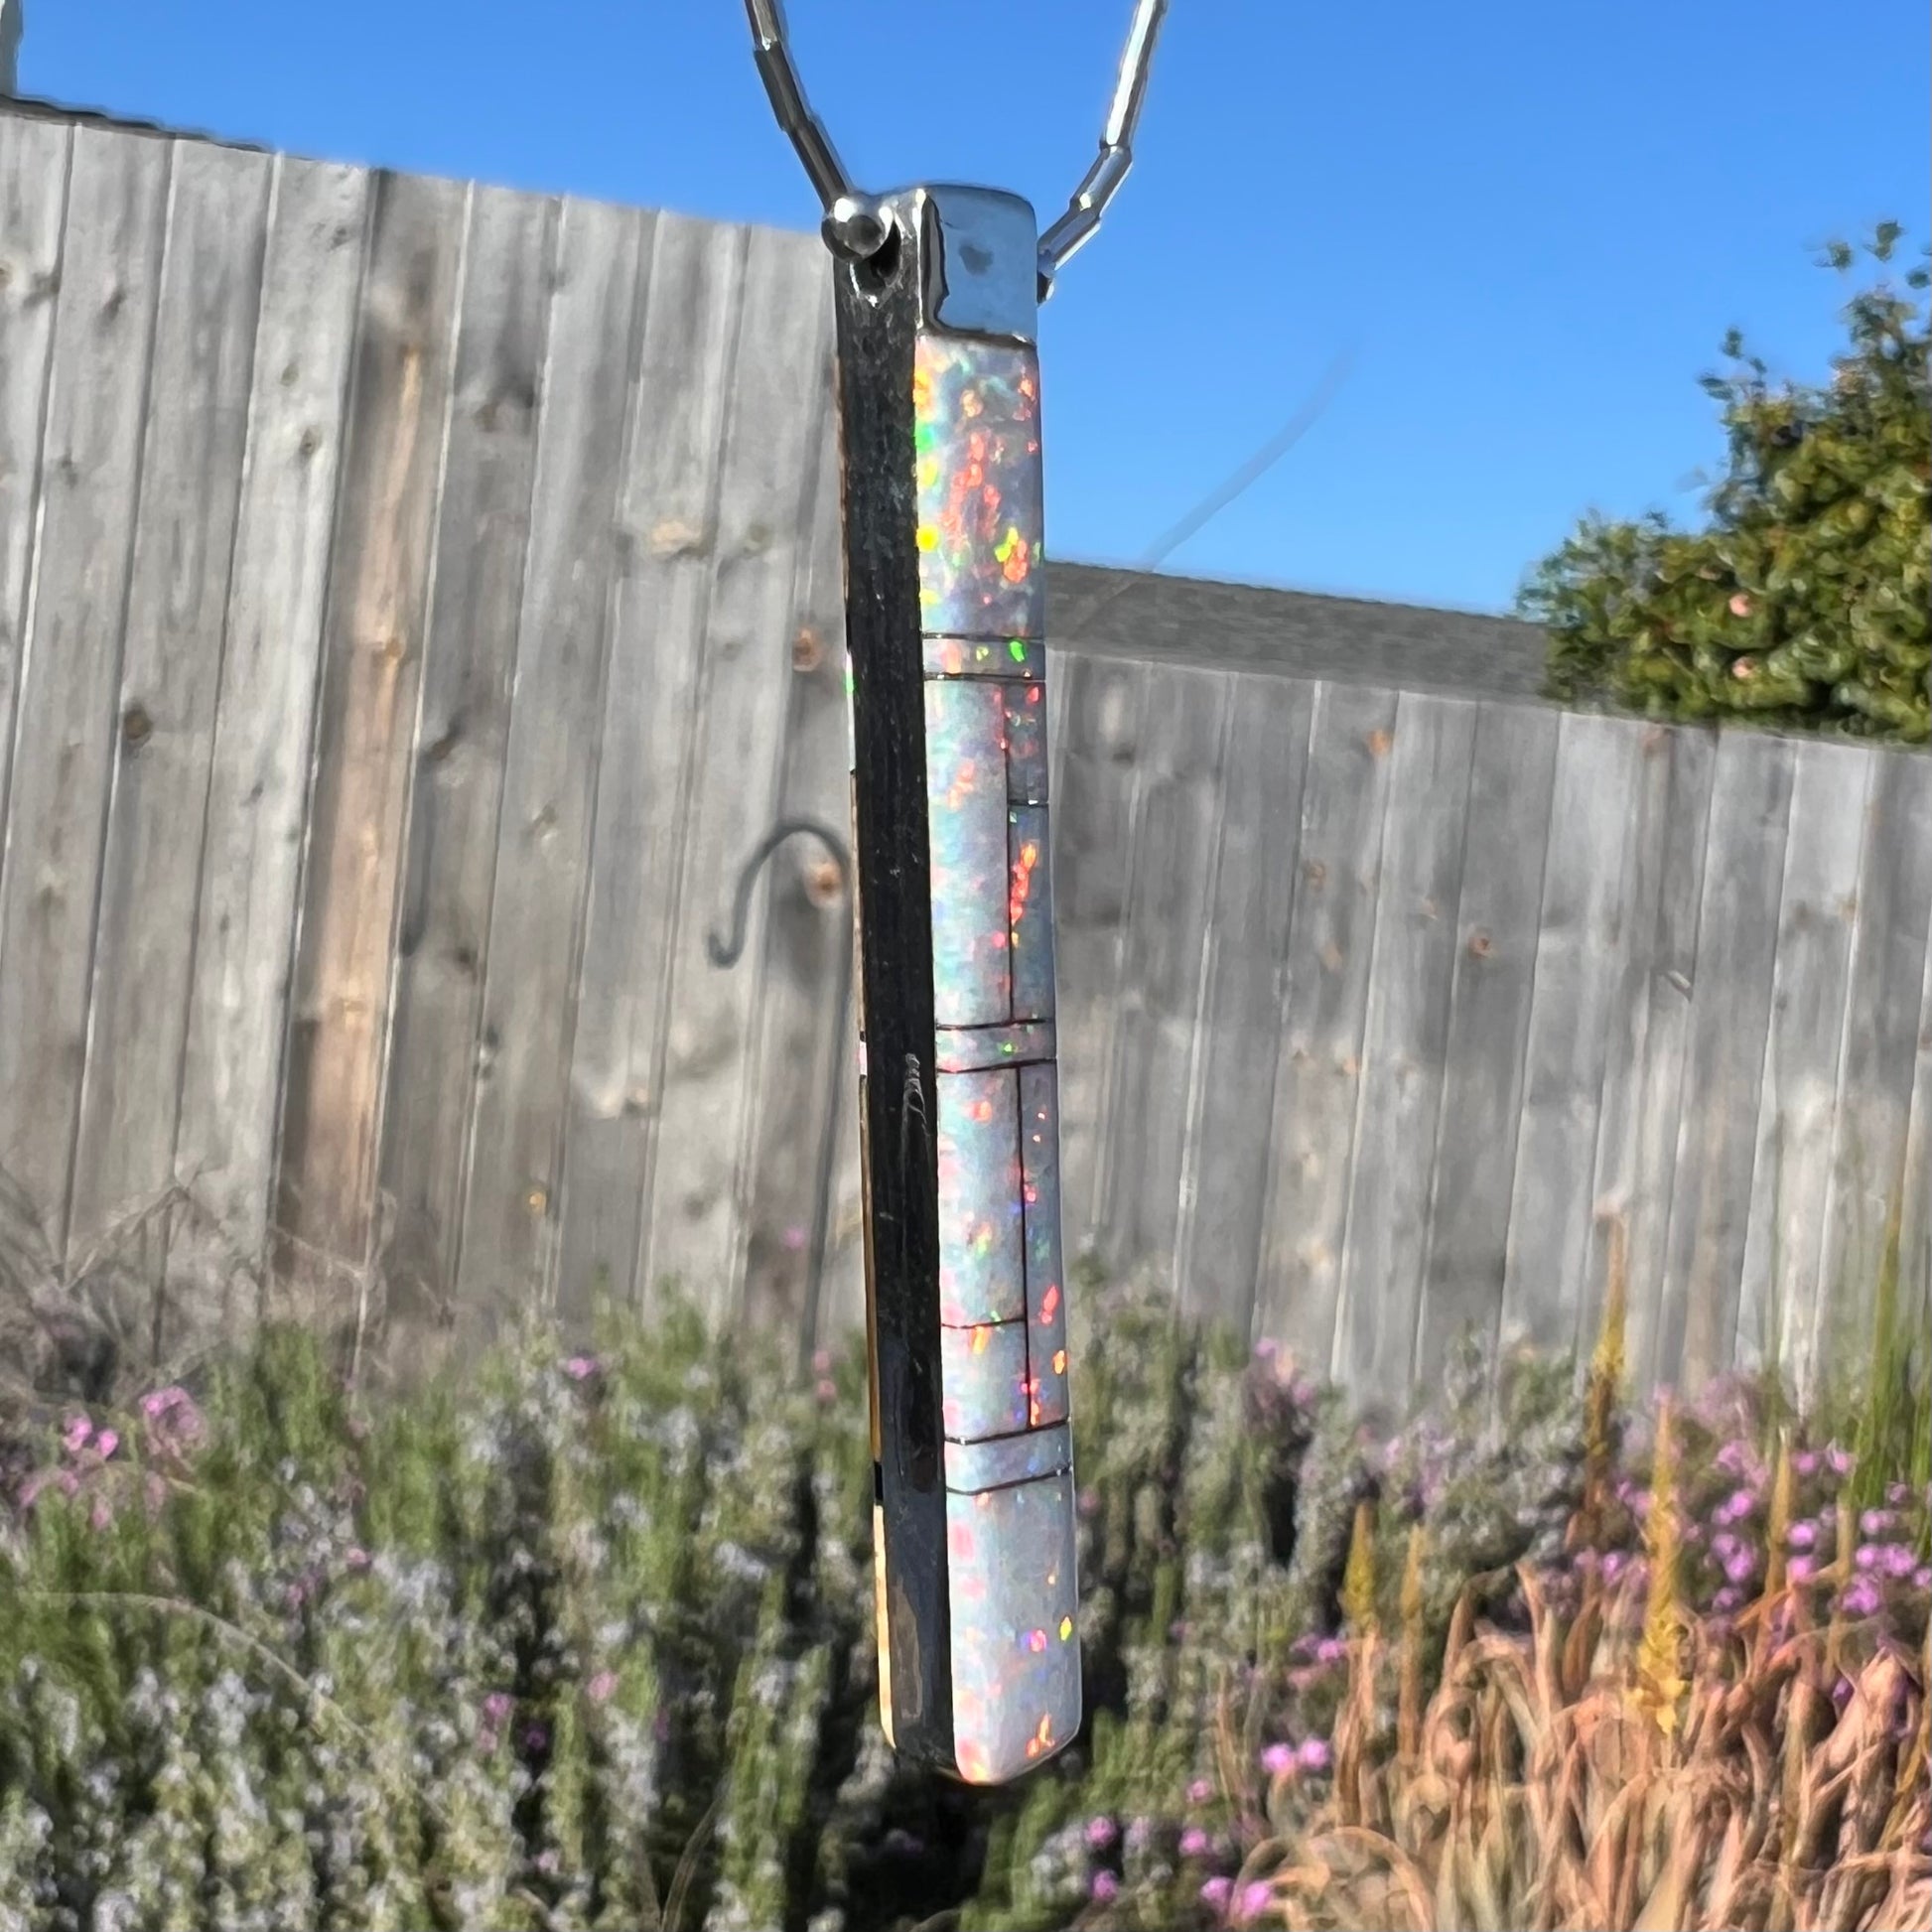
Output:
[1010,839,1039,932]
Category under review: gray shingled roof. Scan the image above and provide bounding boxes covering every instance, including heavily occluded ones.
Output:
[1049,561,1551,702]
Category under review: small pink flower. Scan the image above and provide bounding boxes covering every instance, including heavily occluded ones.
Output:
[88,1494,112,1532]
[1600,1552,1626,1585]
[61,1415,94,1456]
[1084,1815,1118,1852]
[1787,1521,1816,1549]
[1314,1637,1347,1665]
[1235,1880,1276,1924]
[1731,657,1756,681]
[344,1546,371,1573]
[588,1670,618,1704]
[1728,593,1752,618]
[1187,1777,1214,1805]
[563,1355,599,1382]
[1296,1737,1331,1774]
[1854,1544,1878,1571]
[1859,1509,1894,1537]
[1880,1545,1916,1579]
[1912,1567,1931,1591]
[1261,1741,1295,1778]
[482,1692,513,1727]
[1825,1444,1855,1477]
[92,1429,119,1460]
[1725,1487,1754,1518]
[1788,1555,1817,1584]
[1712,1586,1740,1613]
[1793,1449,1820,1477]
[1723,1550,1755,1586]
[1090,1871,1119,1903]
[1884,1481,1911,1506]
[1180,1826,1210,1857]
[815,1378,838,1405]
[811,1348,833,1376]
[1841,1580,1881,1618]
[1200,1875,1234,1914]
[535,1849,560,1875]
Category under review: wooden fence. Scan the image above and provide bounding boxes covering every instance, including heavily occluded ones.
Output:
[2,106,1928,1402]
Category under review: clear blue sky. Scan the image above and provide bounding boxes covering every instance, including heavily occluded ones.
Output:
[19,0,1930,615]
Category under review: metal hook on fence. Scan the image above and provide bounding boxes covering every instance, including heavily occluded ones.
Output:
[707,816,853,1379]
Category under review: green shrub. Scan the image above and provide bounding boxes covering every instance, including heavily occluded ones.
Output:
[1521,222,1930,743]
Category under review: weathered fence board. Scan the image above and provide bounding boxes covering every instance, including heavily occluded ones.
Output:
[1898,909,1932,1321]
[1333,691,1478,1409]
[738,416,861,1347]
[1814,752,1932,1369]
[1173,674,1314,1330]
[1412,701,1559,1386]
[171,156,370,1272]
[276,169,467,1274]
[1048,651,1149,1258]
[454,197,646,1317]
[69,141,272,1268]
[1660,731,1796,1384]
[0,114,69,929]
[634,224,832,1319]
[1093,663,1231,1278]
[553,212,747,1328]
[1735,739,1870,1384]
[0,127,167,1243]
[1581,727,1672,1365]
[7,107,1929,1414]
[377,184,556,1326]
[1500,712,1645,1357]
[1255,681,1399,1376]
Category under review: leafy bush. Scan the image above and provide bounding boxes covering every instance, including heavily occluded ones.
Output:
[0,1266,1925,1931]
[1521,223,1930,743]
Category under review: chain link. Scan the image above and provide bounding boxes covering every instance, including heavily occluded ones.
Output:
[742,0,1170,293]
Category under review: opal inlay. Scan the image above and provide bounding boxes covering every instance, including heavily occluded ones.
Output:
[1004,680,1047,804]
[1008,805,1054,1023]
[944,1420,1073,1494]
[1020,1062,1067,1428]
[946,1470,1081,1784]
[925,634,1046,680]
[926,680,1013,1028]
[933,1020,1056,1073]
[940,1319,1032,1440]
[913,336,1045,640]
[935,1067,1025,1326]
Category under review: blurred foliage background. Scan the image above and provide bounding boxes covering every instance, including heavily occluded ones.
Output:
[1522,224,1929,744]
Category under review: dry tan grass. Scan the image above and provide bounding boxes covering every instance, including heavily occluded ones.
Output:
[1234,1561,1930,1932]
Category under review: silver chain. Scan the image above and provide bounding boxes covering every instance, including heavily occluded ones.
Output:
[743,0,1170,296]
